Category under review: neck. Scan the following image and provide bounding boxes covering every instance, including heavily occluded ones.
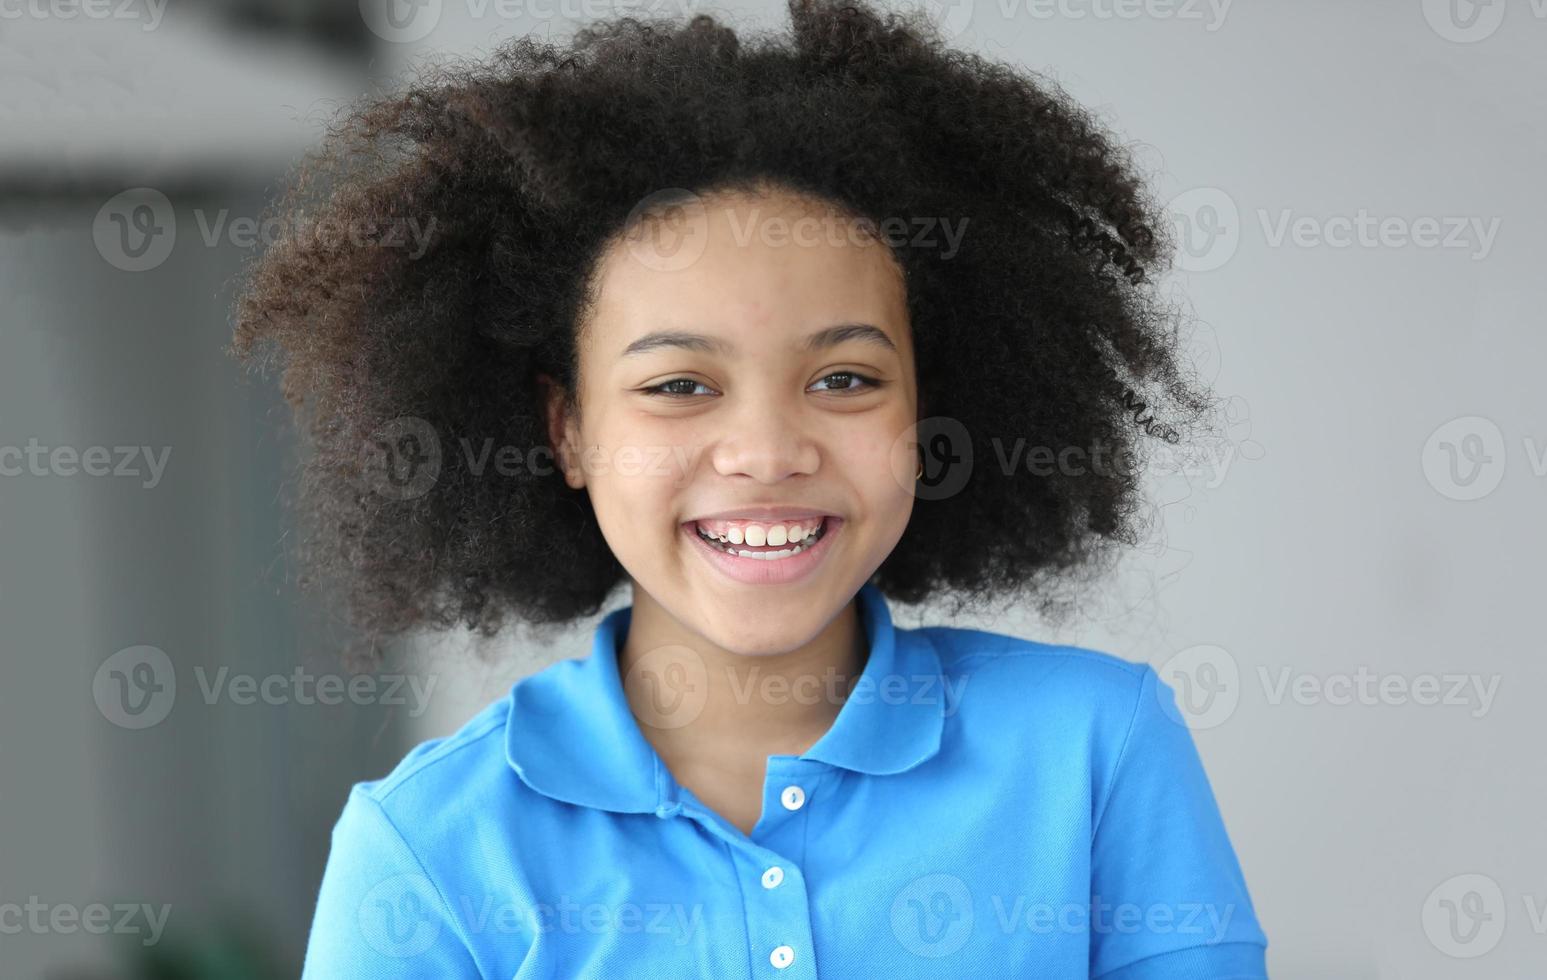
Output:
[617,586,868,761]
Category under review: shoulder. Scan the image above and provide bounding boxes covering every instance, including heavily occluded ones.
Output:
[341,692,520,842]
[914,622,1156,720]
[907,624,1172,791]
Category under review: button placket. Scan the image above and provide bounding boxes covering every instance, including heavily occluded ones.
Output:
[709,758,834,977]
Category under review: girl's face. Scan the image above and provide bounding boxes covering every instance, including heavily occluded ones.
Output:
[548,188,918,656]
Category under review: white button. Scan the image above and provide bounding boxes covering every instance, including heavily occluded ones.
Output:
[780,785,806,811]
[761,866,785,889]
[769,945,796,969]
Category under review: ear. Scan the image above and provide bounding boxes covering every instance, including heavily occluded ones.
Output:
[536,372,585,490]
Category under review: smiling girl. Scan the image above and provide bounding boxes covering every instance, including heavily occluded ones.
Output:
[229,1,1268,976]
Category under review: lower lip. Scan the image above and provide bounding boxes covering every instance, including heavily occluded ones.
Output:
[683,518,843,586]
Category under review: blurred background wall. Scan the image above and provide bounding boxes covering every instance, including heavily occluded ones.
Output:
[1,1,1543,977]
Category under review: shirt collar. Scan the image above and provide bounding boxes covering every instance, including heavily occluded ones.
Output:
[504,582,944,814]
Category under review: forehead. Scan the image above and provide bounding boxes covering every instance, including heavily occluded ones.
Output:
[583,189,910,356]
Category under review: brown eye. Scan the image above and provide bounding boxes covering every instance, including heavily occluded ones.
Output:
[642,378,716,398]
[809,371,880,393]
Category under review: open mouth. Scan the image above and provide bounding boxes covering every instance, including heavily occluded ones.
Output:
[691,516,832,559]
[682,515,843,585]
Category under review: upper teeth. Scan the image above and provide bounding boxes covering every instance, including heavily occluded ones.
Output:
[696,518,824,547]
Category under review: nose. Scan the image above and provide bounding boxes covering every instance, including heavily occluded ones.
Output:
[709,391,821,483]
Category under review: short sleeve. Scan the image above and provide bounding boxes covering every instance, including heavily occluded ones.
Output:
[301,787,480,979]
[1089,666,1270,979]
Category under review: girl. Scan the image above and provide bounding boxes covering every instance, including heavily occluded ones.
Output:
[229,0,1268,975]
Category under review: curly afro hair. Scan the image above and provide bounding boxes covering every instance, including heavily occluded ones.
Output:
[228,0,1218,666]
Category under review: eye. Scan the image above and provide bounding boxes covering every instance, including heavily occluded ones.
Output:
[809,371,881,394]
[640,370,884,396]
[641,378,718,398]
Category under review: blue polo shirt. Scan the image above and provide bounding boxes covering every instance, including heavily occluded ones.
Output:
[302,583,1269,978]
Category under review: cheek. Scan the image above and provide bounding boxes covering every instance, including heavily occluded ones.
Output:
[846,430,920,522]
[584,445,688,549]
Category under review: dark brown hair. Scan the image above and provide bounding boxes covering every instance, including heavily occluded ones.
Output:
[228,0,1216,665]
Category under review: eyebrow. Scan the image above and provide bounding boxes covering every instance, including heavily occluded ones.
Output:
[620,323,898,358]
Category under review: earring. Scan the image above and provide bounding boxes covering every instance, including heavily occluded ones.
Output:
[915,454,924,481]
